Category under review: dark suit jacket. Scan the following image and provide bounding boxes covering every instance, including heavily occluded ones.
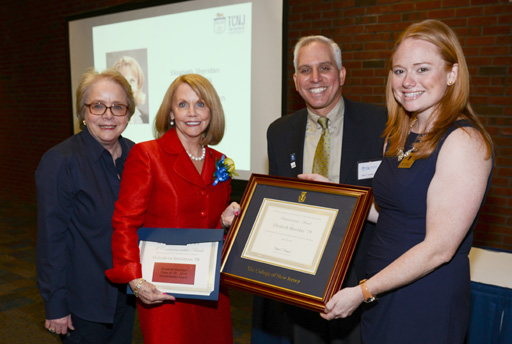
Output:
[36,127,134,323]
[267,97,387,284]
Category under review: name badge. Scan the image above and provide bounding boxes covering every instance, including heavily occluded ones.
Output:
[398,155,415,168]
[358,160,382,180]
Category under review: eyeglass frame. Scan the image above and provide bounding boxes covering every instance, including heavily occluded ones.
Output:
[84,102,129,117]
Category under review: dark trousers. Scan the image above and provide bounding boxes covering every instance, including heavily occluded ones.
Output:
[251,295,362,344]
[61,290,135,344]
[251,249,364,344]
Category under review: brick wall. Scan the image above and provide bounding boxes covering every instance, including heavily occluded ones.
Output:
[0,0,510,249]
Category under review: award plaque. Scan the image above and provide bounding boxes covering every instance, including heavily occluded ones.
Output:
[133,227,224,301]
[220,174,372,312]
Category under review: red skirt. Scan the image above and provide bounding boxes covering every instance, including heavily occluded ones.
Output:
[137,287,233,344]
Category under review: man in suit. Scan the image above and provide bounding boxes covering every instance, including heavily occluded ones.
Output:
[251,35,387,343]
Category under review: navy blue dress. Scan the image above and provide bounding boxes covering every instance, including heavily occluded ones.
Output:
[361,122,492,343]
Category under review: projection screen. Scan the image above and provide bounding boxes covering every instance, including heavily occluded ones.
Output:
[68,0,285,180]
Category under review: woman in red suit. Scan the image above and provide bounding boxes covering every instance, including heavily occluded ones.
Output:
[106,74,239,343]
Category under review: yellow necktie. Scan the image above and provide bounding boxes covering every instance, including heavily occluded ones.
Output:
[312,117,330,178]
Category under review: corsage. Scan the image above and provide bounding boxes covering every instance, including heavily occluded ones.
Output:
[213,155,238,185]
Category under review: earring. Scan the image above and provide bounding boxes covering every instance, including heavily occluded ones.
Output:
[448,80,454,86]
[170,119,175,126]
[83,120,86,126]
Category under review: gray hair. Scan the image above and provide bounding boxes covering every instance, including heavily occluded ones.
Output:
[293,35,342,71]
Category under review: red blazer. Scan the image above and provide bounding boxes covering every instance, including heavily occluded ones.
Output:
[106,128,231,283]
[106,128,233,344]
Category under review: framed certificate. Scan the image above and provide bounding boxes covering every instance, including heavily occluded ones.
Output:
[133,227,224,301]
[220,174,372,312]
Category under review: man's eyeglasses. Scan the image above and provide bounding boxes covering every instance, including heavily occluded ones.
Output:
[85,102,129,117]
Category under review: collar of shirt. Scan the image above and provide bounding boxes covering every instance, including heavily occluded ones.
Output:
[81,126,131,178]
[306,97,345,133]
[81,126,130,163]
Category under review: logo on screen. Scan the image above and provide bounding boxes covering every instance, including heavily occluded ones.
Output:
[213,12,246,35]
[214,13,226,34]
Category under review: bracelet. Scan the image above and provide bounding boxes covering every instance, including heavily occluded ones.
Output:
[359,279,377,303]
[133,278,146,298]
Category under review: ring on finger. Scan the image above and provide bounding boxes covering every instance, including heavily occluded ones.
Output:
[48,328,56,333]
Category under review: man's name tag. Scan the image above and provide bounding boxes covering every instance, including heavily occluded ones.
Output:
[358,160,382,180]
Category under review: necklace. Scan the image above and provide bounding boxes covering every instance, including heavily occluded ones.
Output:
[187,146,205,161]
[397,118,417,161]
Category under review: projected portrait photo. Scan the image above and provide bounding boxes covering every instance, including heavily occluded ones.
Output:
[108,49,149,124]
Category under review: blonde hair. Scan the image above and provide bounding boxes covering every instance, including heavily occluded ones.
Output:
[154,74,225,145]
[112,56,146,106]
[76,68,136,129]
[384,19,493,159]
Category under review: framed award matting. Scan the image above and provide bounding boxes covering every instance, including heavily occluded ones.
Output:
[220,174,372,312]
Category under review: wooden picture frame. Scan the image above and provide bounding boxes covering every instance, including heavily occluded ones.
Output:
[221,174,372,312]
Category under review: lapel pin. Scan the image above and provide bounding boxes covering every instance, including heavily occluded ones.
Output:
[290,153,296,169]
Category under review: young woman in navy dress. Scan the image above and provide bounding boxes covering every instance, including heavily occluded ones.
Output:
[319,20,493,344]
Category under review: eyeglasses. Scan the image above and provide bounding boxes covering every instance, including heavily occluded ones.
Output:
[85,102,129,117]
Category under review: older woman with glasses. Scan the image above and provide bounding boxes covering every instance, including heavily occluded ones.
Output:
[36,68,137,343]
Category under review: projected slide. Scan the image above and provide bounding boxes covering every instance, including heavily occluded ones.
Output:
[92,3,252,170]
[68,0,283,179]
